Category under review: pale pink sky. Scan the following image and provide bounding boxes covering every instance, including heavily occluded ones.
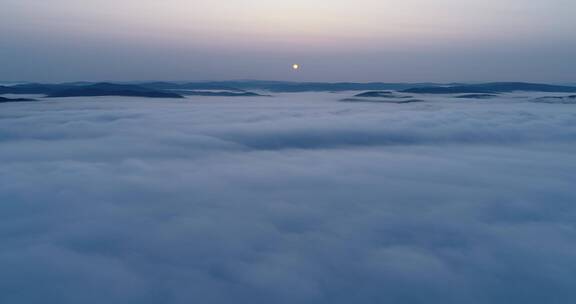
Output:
[1,0,575,82]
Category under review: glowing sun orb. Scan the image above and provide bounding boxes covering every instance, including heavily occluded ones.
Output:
[292,64,300,70]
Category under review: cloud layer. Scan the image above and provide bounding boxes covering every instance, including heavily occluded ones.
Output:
[1,93,576,303]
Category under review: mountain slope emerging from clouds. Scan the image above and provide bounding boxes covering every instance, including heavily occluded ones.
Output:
[0,96,37,103]
[46,83,184,98]
[4,81,576,95]
[404,82,576,94]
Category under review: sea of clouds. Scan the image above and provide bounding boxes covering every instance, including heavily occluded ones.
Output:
[1,93,576,303]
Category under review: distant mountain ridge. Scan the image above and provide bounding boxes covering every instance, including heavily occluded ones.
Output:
[403,82,576,94]
[533,95,576,104]
[0,96,37,103]
[177,81,446,92]
[0,83,80,94]
[46,83,184,98]
[2,81,576,96]
[0,82,265,97]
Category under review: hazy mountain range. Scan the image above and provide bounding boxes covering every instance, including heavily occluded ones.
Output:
[2,81,576,99]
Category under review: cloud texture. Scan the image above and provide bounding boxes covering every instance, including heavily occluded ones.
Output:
[1,93,576,303]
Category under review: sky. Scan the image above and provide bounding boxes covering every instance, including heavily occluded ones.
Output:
[1,0,576,82]
[2,92,576,303]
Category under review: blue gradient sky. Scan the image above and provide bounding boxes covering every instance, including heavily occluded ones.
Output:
[1,0,575,82]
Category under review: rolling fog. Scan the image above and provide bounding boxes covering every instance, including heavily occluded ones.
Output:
[1,93,576,303]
